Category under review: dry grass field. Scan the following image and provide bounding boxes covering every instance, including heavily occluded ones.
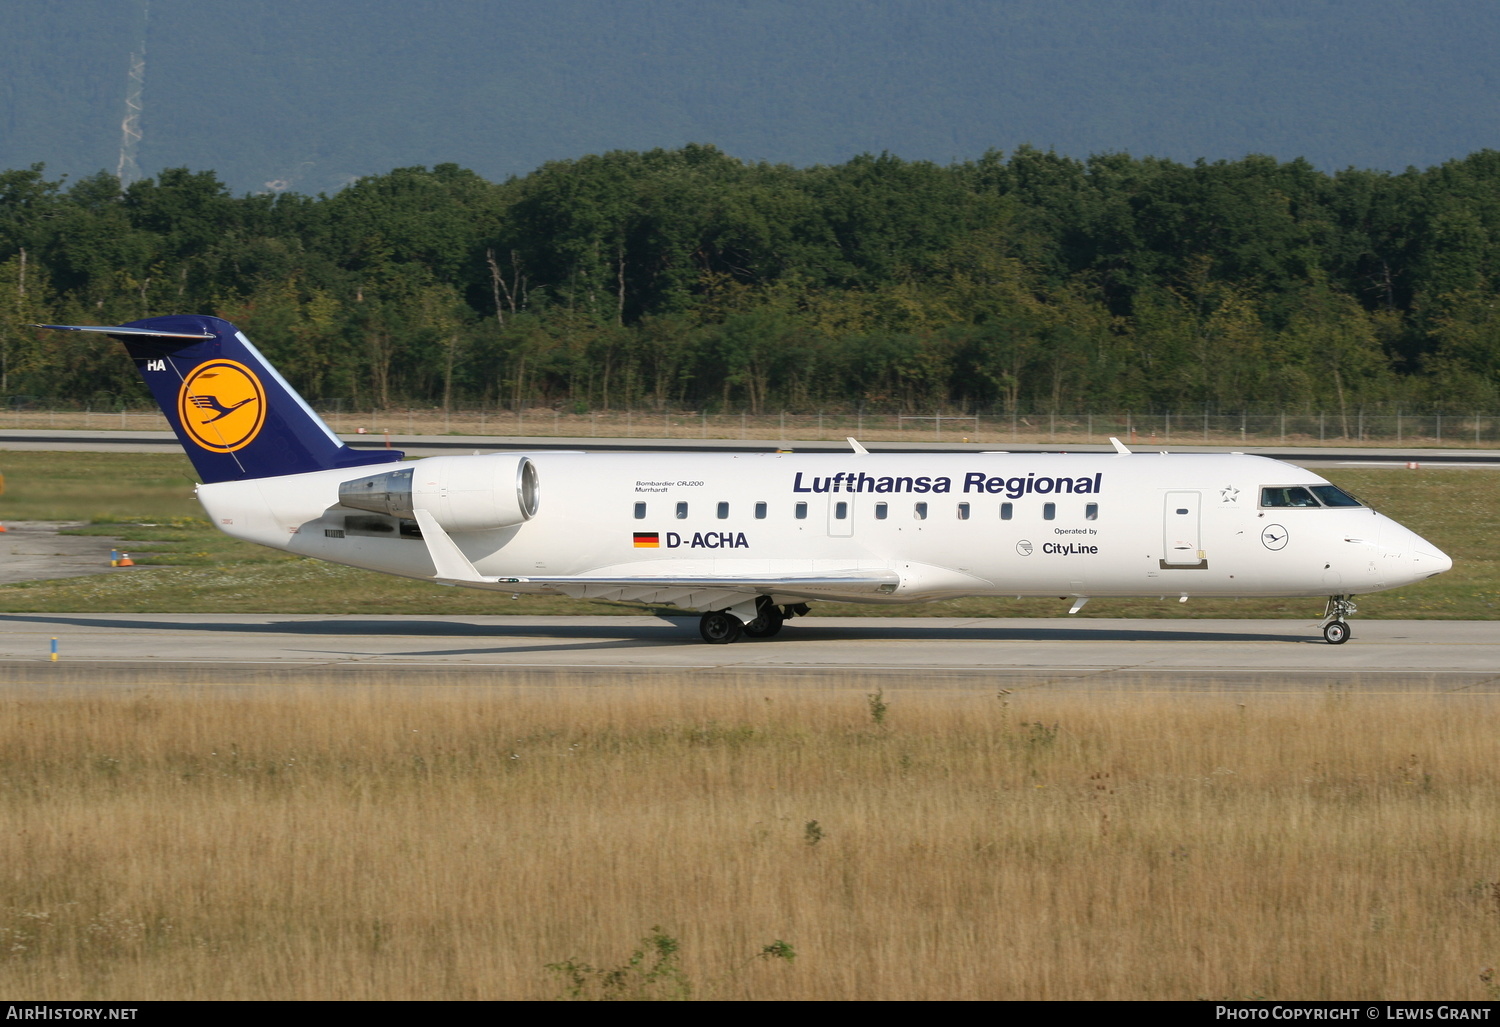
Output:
[2,675,1497,1001]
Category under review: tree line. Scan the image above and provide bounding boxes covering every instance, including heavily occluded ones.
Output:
[2,145,1498,417]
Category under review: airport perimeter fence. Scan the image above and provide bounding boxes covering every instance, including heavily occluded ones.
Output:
[4,401,1498,447]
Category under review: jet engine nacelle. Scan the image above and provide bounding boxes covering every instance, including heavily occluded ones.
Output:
[338,455,539,532]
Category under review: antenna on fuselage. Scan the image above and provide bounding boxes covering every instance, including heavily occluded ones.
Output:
[847,437,869,456]
[1109,437,1133,455]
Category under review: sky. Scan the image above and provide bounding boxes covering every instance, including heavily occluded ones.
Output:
[4,0,1499,194]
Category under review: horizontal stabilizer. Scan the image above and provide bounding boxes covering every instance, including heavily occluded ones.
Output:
[36,323,215,340]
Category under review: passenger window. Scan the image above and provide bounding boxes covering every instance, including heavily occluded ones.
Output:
[914,502,928,520]
[634,502,646,520]
[875,502,888,520]
[1085,503,1098,520]
[1000,503,1013,521]
[755,502,767,519]
[957,502,970,520]
[834,501,848,519]
[795,502,808,520]
[676,502,688,519]
[717,502,729,519]
[1043,502,1056,521]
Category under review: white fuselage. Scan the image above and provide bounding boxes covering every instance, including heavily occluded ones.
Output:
[193,450,1451,610]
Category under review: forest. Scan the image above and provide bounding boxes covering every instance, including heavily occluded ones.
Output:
[2,145,1498,418]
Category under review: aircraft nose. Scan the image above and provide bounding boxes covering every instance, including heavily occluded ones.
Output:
[1414,539,1453,576]
[1383,518,1452,579]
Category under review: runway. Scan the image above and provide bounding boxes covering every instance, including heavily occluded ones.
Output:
[1,614,1495,691]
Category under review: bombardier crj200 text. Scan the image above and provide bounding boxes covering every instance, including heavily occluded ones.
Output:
[40,316,1452,644]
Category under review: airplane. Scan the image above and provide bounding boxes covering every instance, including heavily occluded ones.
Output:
[37,315,1452,645]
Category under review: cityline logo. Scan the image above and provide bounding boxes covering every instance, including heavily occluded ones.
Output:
[177,360,266,453]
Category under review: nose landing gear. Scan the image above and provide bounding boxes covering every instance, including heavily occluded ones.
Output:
[1321,595,1357,645]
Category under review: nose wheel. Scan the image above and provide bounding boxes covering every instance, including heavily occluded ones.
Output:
[1321,595,1357,645]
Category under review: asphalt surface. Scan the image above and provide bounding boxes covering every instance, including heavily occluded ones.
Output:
[1,614,1494,691]
[0,521,132,584]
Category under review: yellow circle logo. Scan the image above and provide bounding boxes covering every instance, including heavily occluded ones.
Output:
[177,360,267,453]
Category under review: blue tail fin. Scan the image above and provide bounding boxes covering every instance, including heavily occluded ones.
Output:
[38,315,403,483]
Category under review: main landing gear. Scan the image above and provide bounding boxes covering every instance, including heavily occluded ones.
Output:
[1321,595,1357,645]
[698,599,809,644]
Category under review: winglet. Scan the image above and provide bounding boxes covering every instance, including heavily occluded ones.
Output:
[847,437,869,456]
[1109,437,1133,455]
[412,510,490,583]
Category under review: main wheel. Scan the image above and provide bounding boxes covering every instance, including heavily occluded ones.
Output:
[1323,620,1350,645]
[743,606,785,638]
[699,610,743,644]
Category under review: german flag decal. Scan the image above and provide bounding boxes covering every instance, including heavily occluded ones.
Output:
[633,532,660,548]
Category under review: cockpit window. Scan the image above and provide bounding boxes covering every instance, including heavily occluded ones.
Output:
[1309,484,1363,507]
[1260,484,1364,508]
[1260,486,1320,508]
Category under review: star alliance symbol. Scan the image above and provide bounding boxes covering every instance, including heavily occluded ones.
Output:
[1220,485,1240,503]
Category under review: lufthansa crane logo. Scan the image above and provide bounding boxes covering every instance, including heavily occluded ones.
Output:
[177,360,266,453]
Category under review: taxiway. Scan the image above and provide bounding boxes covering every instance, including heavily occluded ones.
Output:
[0,614,1494,691]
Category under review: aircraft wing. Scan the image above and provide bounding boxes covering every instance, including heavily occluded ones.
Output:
[495,572,900,610]
[412,510,896,608]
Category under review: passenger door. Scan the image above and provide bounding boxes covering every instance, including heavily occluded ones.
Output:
[1162,491,1204,567]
